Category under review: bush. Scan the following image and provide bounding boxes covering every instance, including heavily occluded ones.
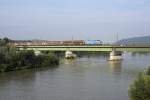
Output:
[0,38,59,72]
[41,53,59,67]
[129,67,150,100]
[0,50,59,72]
[146,67,150,75]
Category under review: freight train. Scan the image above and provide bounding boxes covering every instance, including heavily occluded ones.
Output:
[11,40,103,46]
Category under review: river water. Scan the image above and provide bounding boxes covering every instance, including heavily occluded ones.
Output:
[0,52,150,100]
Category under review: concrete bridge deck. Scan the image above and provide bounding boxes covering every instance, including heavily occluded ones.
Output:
[16,45,150,52]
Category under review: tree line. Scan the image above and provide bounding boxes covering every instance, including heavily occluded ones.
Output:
[0,37,59,72]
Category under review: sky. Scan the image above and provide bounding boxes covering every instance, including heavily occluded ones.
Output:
[0,0,150,43]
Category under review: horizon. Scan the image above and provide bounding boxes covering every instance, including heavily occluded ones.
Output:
[1,34,150,44]
[0,0,150,43]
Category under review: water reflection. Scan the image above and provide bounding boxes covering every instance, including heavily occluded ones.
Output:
[131,52,150,57]
[0,66,59,86]
[0,53,150,100]
[109,60,122,74]
[64,59,77,65]
[0,69,36,94]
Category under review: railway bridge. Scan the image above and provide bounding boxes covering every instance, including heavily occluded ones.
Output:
[16,45,150,60]
[16,45,150,52]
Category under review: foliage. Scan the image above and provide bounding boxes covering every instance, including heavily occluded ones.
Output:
[0,37,10,46]
[0,37,59,72]
[129,67,150,100]
[146,66,150,75]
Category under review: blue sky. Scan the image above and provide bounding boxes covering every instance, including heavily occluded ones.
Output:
[0,0,150,42]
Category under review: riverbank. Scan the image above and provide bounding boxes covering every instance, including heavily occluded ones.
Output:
[0,38,59,72]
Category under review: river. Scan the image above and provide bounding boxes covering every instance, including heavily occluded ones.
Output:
[0,52,150,100]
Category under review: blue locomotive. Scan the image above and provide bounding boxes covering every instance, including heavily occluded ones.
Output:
[85,40,102,45]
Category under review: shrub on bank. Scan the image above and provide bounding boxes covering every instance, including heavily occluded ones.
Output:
[146,66,150,75]
[0,38,59,72]
[0,49,59,72]
[129,67,150,100]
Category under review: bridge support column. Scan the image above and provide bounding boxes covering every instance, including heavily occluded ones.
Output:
[65,50,76,59]
[109,50,122,61]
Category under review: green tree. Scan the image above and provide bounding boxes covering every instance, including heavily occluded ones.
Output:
[0,37,59,72]
[146,66,150,75]
[0,37,10,46]
[129,73,150,100]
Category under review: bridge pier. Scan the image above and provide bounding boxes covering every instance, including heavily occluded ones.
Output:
[109,50,122,61]
[65,50,76,59]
